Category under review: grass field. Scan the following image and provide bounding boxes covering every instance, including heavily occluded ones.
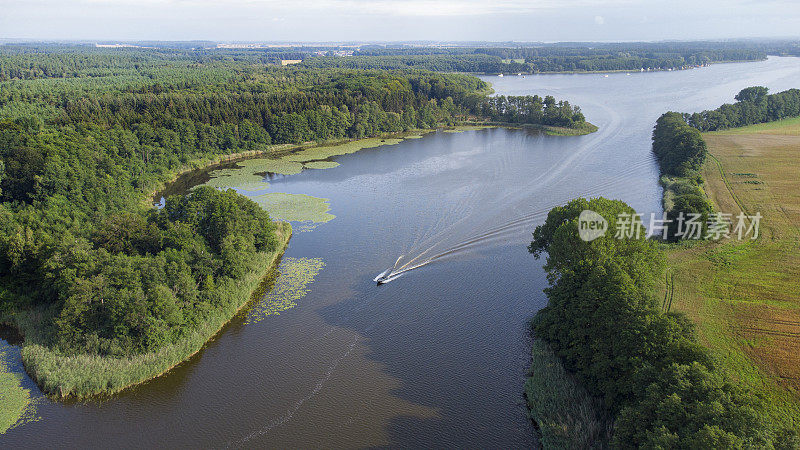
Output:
[665,116,800,428]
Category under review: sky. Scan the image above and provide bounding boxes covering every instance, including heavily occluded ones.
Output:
[1,0,800,42]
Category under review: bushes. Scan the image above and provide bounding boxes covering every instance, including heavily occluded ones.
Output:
[528,197,794,446]
[612,362,779,448]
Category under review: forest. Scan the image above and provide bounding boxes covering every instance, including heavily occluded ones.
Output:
[527,197,798,447]
[0,47,587,392]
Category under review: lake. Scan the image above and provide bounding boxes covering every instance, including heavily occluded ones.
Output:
[3,56,800,448]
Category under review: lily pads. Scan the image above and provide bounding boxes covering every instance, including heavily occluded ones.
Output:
[246,257,325,324]
[252,193,335,224]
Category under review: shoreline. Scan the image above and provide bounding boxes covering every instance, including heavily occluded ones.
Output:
[147,129,439,203]
[478,57,767,76]
[456,121,597,136]
[151,121,596,201]
[16,222,292,400]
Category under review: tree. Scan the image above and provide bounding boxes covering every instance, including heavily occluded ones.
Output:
[735,86,769,103]
[613,362,773,448]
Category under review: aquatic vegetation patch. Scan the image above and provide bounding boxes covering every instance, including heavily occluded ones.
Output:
[203,167,271,191]
[237,158,305,176]
[524,340,610,448]
[0,345,38,435]
[246,257,325,324]
[283,138,403,162]
[304,161,340,170]
[204,136,415,192]
[252,193,335,224]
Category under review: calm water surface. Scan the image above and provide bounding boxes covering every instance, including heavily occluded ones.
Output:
[3,56,800,448]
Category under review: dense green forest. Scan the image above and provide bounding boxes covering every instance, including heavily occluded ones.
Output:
[0,47,589,394]
[527,197,798,447]
[302,54,527,73]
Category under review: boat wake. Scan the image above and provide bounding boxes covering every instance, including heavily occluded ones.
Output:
[373,97,652,285]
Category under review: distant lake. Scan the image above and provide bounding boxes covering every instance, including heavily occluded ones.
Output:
[4,56,800,448]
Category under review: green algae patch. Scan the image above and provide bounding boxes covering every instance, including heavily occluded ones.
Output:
[283,138,403,163]
[0,346,38,435]
[246,257,325,324]
[252,193,335,224]
[304,161,340,170]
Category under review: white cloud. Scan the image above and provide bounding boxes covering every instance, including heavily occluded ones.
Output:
[594,15,605,25]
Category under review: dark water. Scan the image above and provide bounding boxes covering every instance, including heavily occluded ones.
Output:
[3,56,800,449]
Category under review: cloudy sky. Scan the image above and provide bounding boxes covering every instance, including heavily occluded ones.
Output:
[1,0,799,42]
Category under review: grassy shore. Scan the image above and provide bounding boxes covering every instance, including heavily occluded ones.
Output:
[14,222,291,399]
[525,339,610,448]
[664,116,800,429]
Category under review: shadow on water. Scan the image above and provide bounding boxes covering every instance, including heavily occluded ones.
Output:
[312,243,547,447]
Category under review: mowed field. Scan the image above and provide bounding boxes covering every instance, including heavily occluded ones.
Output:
[666,115,800,427]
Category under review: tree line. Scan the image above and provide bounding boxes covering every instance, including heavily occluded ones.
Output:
[478,95,585,128]
[3,41,795,81]
[652,111,712,238]
[684,86,800,131]
[528,197,797,447]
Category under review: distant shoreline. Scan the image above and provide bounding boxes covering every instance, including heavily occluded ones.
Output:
[477,57,769,76]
